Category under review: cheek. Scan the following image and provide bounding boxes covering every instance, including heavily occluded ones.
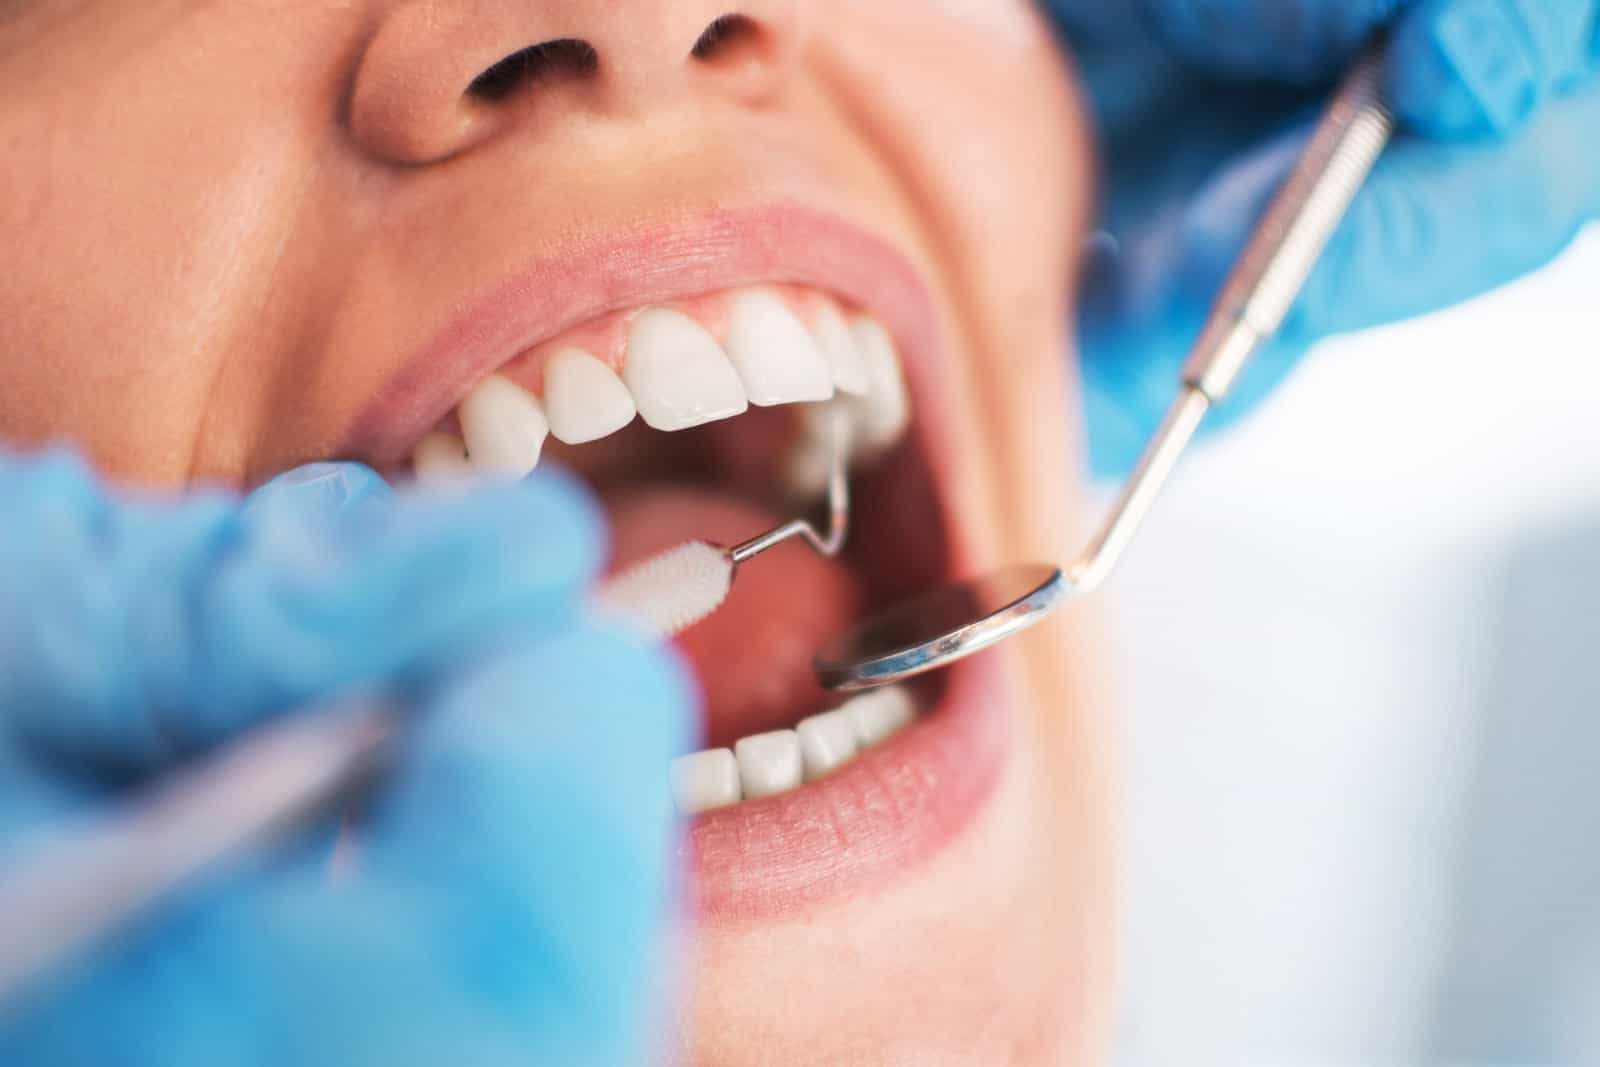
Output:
[926,0,1059,50]
[816,1,1089,321]
[0,12,342,482]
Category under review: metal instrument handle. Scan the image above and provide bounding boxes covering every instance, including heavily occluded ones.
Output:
[1185,43,1396,402]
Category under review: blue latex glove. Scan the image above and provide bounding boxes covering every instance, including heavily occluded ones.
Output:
[1045,0,1600,475]
[0,453,693,1066]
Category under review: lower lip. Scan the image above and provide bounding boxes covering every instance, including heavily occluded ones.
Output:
[680,653,1011,921]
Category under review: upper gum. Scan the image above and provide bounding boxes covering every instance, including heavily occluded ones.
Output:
[492,283,845,397]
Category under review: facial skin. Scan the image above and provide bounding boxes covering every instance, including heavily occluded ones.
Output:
[0,2,1109,1062]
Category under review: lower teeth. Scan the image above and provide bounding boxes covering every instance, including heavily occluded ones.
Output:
[669,686,918,814]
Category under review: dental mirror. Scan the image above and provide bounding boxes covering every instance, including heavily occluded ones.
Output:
[814,42,1395,693]
[814,564,1066,691]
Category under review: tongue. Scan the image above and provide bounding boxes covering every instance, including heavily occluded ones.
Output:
[604,486,865,749]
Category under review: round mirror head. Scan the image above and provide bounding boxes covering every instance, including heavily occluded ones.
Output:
[813,564,1066,692]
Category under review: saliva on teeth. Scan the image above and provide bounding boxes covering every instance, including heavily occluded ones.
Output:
[410,286,911,485]
[670,686,918,815]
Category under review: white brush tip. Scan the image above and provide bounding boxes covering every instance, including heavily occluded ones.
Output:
[594,541,733,640]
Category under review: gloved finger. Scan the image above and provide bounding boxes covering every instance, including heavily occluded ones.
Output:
[1165,72,1598,356]
[243,461,393,520]
[1388,0,1600,138]
[1297,73,1600,338]
[1135,0,1417,85]
[1,450,608,774]
[1082,74,1600,475]
[366,625,693,1027]
[0,630,693,1067]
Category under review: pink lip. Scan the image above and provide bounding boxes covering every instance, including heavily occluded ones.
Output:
[347,201,949,467]
[350,199,1011,919]
[684,655,1010,922]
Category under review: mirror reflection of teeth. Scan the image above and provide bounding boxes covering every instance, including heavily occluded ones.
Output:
[670,686,918,814]
[409,286,910,484]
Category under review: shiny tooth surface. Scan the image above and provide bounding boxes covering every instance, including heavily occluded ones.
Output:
[624,307,748,431]
[796,709,859,782]
[724,289,834,407]
[671,687,917,813]
[734,730,804,799]
[670,748,742,814]
[785,313,910,495]
[782,428,834,498]
[846,687,917,749]
[812,303,871,396]
[543,347,637,444]
[848,316,911,454]
[412,431,475,484]
[459,374,548,478]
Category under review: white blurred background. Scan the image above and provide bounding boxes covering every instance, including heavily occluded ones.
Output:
[1106,225,1600,1067]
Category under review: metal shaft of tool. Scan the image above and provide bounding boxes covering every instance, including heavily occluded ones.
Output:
[1067,42,1395,595]
[730,404,851,564]
[0,698,396,1013]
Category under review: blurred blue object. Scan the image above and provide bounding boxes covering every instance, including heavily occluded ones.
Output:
[1044,0,1600,475]
[0,453,693,1066]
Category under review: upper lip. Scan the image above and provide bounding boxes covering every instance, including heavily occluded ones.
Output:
[344,200,951,468]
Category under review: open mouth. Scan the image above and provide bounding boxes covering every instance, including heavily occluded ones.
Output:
[362,206,1011,917]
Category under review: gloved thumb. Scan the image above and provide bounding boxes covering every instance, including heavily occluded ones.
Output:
[1388,0,1600,138]
[0,449,608,776]
[244,462,393,521]
[1138,0,1409,84]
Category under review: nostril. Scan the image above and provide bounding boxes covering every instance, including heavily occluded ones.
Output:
[467,38,599,101]
[691,14,762,62]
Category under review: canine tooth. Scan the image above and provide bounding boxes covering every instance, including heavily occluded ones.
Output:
[624,308,748,431]
[543,347,637,444]
[846,687,916,749]
[783,431,833,498]
[412,432,474,483]
[671,748,742,814]
[812,304,870,396]
[459,374,548,478]
[734,730,804,799]
[849,316,910,453]
[797,709,859,782]
[725,289,834,407]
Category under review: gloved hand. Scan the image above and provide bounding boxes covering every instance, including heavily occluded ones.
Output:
[0,452,692,1066]
[1045,0,1600,474]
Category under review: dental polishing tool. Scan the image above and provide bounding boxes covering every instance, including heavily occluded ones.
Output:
[0,413,854,1010]
[814,40,1397,691]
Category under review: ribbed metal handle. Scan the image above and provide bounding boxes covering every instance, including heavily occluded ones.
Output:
[1184,43,1396,401]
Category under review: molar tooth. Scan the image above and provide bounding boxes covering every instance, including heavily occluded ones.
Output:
[813,303,871,396]
[849,316,911,453]
[734,730,804,799]
[796,709,860,782]
[459,374,548,478]
[725,289,834,407]
[846,686,916,749]
[624,307,748,431]
[671,748,742,814]
[412,431,474,484]
[543,347,637,444]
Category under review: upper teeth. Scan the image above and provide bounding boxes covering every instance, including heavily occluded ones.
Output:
[412,287,911,482]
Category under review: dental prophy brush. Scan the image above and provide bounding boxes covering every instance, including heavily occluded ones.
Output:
[0,409,854,1011]
[815,39,1397,691]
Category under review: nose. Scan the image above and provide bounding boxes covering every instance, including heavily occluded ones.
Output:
[350,2,811,165]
